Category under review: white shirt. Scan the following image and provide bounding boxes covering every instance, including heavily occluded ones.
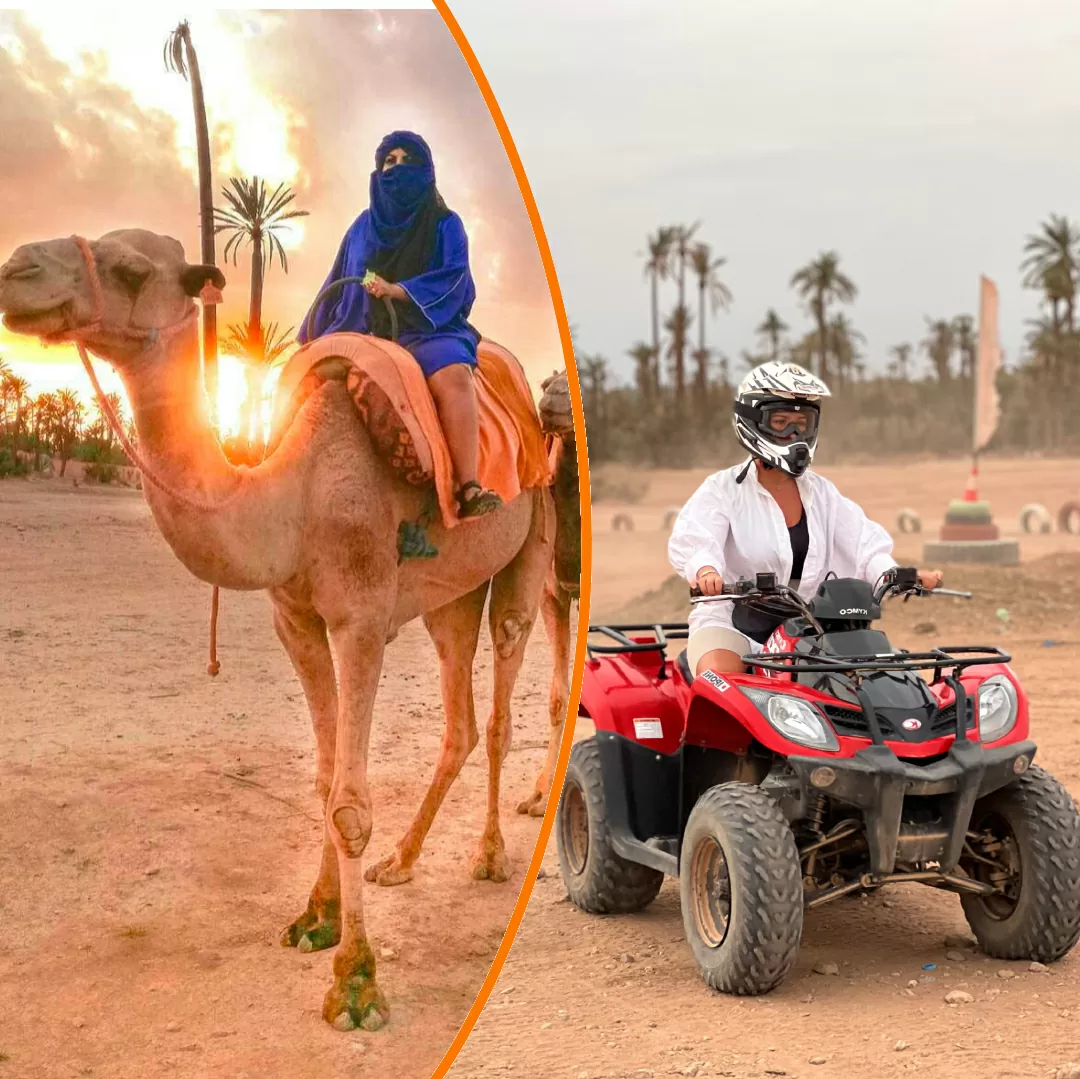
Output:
[668,459,897,637]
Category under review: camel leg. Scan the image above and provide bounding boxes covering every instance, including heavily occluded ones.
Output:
[321,615,392,1033]
[365,582,488,887]
[271,595,342,952]
[472,499,551,882]
[516,581,572,818]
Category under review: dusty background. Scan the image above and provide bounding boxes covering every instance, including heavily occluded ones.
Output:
[449,457,1080,1079]
[0,477,559,1079]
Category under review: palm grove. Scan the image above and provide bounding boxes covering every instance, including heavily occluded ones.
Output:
[579,216,1080,467]
[0,20,305,480]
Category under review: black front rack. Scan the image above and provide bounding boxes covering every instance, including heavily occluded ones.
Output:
[586,623,689,660]
[747,646,1011,678]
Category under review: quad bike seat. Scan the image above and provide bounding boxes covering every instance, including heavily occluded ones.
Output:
[677,648,694,684]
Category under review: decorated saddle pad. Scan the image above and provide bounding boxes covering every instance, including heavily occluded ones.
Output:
[270,333,551,529]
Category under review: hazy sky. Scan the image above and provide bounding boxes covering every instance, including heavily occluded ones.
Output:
[0,5,560,417]
[453,0,1080,382]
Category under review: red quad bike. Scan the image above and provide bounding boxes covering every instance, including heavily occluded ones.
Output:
[557,568,1080,994]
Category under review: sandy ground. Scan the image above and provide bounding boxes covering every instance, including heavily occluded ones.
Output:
[0,477,559,1079]
[449,458,1080,1079]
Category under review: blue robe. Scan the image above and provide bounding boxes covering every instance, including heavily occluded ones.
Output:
[298,210,480,378]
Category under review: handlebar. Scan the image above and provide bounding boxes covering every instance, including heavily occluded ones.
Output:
[689,568,972,607]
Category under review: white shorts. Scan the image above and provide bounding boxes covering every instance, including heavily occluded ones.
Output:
[687,626,763,675]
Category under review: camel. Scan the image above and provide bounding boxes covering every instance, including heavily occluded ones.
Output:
[517,370,580,818]
[0,228,561,1033]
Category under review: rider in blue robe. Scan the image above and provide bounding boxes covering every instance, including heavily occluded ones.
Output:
[298,130,500,517]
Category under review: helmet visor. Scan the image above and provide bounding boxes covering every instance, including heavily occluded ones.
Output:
[758,400,819,443]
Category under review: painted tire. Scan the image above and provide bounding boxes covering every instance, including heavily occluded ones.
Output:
[1019,503,1051,535]
[897,508,922,534]
[1059,501,1080,535]
[612,513,634,532]
[663,506,681,530]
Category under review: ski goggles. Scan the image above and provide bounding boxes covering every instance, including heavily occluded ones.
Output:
[736,398,820,441]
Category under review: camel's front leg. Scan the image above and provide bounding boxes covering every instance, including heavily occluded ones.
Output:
[365,583,488,886]
[475,515,550,881]
[271,594,343,953]
[517,581,572,818]
[318,616,392,1032]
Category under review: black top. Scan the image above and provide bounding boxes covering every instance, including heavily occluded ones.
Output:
[788,510,808,583]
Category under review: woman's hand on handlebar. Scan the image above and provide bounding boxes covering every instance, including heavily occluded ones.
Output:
[918,568,943,591]
[694,567,727,596]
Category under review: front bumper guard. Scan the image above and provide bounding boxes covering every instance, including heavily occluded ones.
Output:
[788,739,1037,876]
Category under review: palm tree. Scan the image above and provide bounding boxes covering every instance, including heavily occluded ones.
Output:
[663,305,693,399]
[689,242,732,360]
[91,392,125,455]
[53,389,85,476]
[887,343,913,380]
[1021,214,1080,333]
[213,176,308,372]
[952,315,977,379]
[627,341,654,400]
[756,309,788,361]
[579,353,608,458]
[922,318,956,382]
[671,222,700,404]
[223,320,294,455]
[165,21,219,421]
[642,227,676,394]
[790,251,858,381]
[1,373,29,447]
[826,313,865,386]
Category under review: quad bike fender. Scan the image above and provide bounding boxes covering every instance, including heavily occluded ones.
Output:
[686,672,856,760]
[579,656,685,755]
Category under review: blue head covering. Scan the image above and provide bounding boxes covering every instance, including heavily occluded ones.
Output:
[368,130,437,251]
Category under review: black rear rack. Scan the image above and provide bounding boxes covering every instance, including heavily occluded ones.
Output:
[586,623,689,659]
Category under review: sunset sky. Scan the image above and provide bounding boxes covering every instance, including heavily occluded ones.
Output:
[0,5,562,429]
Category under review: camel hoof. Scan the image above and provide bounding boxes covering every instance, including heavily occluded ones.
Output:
[323,974,390,1034]
[527,798,548,819]
[280,909,341,952]
[515,791,543,816]
[363,856,414,887]
[471,848,512,883]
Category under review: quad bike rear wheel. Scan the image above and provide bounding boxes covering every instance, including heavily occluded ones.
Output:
[556,738,664,914]
[960,765,1080,962]
[679,782,804,995]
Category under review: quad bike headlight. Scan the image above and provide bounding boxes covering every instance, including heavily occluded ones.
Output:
[742,688,840,752]
[977,674,1018,742]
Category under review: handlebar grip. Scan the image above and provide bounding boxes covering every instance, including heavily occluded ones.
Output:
[689,586,703,599]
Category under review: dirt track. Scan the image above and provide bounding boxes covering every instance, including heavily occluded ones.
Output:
[0,478,555,1079]
[449,459,1080,1079]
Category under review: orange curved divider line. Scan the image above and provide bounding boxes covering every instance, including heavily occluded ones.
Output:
[428,2,592,1077]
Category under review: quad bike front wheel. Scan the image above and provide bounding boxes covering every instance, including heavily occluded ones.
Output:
[960,765,1080,962]
[680,782,804,995]
[555,738,664,914]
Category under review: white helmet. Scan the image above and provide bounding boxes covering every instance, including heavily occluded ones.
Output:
[733,362,831,477]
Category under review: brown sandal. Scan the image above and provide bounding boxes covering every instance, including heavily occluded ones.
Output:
[456,480,502,519]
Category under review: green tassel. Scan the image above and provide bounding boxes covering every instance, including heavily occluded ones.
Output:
[398,519,439,562]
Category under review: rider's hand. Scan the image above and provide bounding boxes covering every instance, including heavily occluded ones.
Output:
[364,274,406,301]
[918,568,943,590]
[695,568,726,596]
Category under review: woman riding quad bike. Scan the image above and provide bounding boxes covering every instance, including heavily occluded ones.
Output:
[557,365,1080,995]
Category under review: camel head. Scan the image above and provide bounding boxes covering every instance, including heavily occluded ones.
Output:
[538,369,575,437]
[0,229,224,365]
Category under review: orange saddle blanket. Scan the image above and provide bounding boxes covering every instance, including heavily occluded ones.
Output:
[270,333,552,529]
